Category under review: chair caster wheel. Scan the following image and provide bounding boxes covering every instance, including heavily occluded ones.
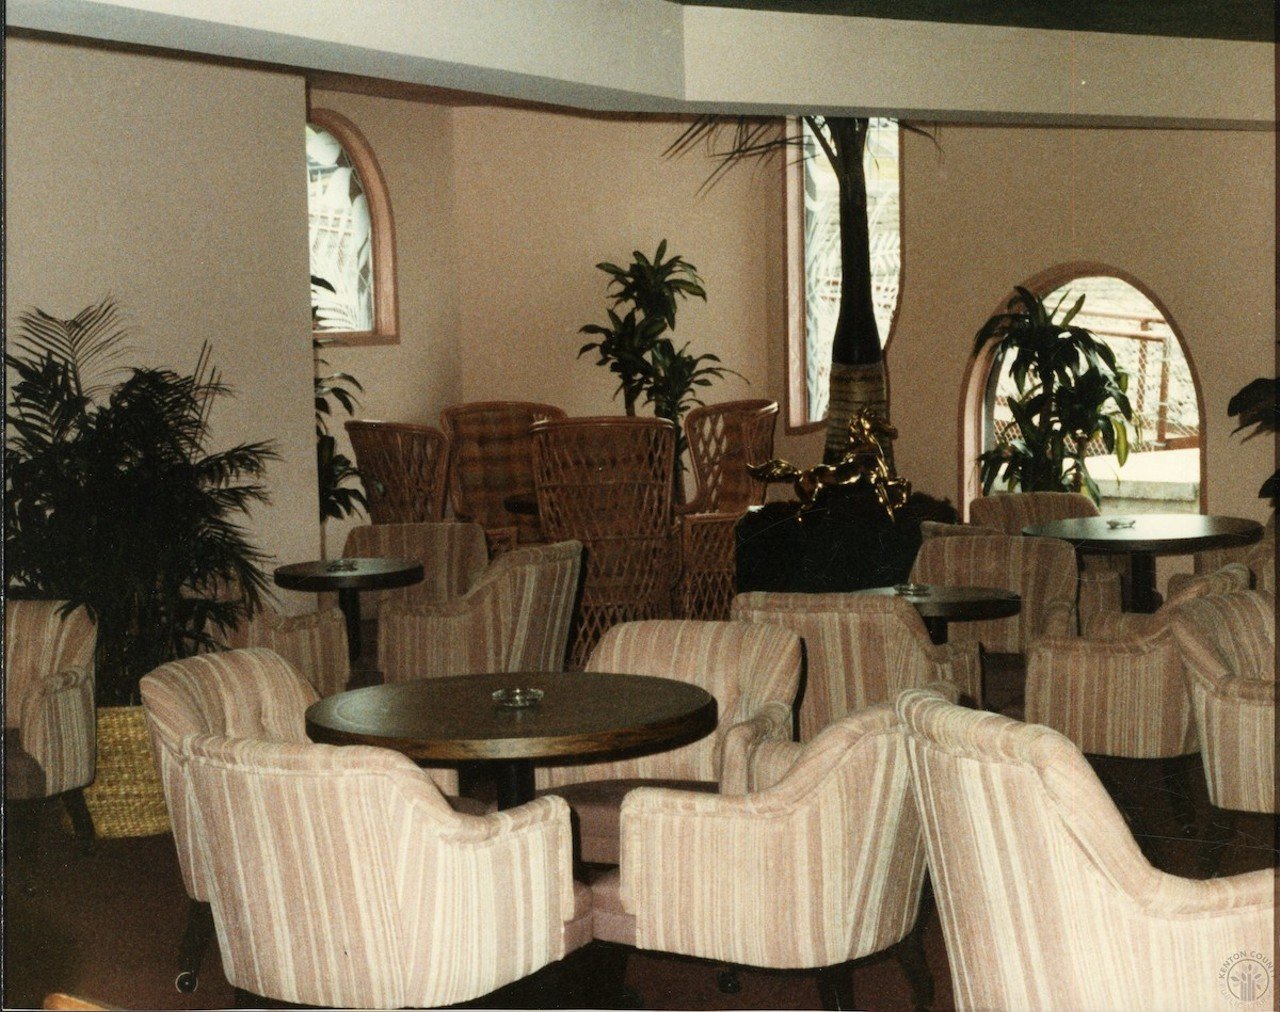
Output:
[717,969,742,994]
[176,971,198,993]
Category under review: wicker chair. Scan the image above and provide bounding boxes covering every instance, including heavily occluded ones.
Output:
[676,399,777,621]
[731,591,982,739]
[531,416,678,669]
[345,419,449,524]
[898,687,1274,1010]
[441,400,566,553]
[968,491,1125,632]
[184,734,590,1009]
[536,619,802,865]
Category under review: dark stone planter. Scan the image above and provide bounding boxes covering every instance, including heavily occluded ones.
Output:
[735,488,957,594]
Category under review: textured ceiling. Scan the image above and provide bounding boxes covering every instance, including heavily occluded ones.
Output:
[671,0,1275,42]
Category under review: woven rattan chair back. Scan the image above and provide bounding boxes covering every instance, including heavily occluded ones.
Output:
[683,399,778,514]
[345,420,449,524]
[531,416,677,668]
[441,400,566,540]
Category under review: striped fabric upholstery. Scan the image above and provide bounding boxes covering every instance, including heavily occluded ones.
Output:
[536,620,801,793]
[1170,516,1276,596]
[441,400,566,546]
[596,704,928,969]
[967,492,1125,630]
[3,600,96,798]
[910,533,1077,654]
[377,540,582,684]
[232,607,350,697]
[899,688,1275,1011]
[139,649,319,900]
[731,592,982,741]
[1171,590,1276,813]
[1025,563,1251,759]
[184,734,586,1009]
[335,521,488,616]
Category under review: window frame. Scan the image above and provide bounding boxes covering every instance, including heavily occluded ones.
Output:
[308,107,399,346]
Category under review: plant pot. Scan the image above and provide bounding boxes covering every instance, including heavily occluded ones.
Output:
[82,705,170,838]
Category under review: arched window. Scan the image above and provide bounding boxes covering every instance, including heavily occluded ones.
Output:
[964,268,1204,513]
[786,118,901,429]
[307,109,398,345]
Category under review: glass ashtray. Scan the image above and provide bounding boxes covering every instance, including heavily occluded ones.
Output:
[1105,519,1136,530]
[894,582,930,597]
[325,558,358,572]
[492,687,544,709]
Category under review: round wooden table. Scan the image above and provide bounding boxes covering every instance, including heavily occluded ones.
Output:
[1024,514,1263,613]
[274,557,424,664]
[854,584,1022,644]
[305,671,718,809]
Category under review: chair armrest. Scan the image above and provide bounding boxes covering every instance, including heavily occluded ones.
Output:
[1135,866,1275,918]
[745,739,805,792]
[1088,610,1161,641]
[19,664,95,796]
[1038,599,1078,638]
[717,701,793,795]
[927,641,983,706]
[1210,676,1277,704]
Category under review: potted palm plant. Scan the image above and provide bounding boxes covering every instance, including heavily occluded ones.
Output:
[5,298,277,835]
[973,286,1135,504]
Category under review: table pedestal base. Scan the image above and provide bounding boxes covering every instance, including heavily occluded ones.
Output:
[496,759,536,810]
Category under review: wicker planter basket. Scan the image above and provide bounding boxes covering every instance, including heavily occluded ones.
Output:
[83,705,170,838]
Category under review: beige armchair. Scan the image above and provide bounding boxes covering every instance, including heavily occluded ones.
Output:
[139,648,320,993]
[230,606,350,697]
[4,600,97,854]
[377,540,583,683]
[898,687,1275,1011]
[536,619,801,864]
[910,532,1077,655]
[1169,514,1275,596]
[4,600,97,803]
[731,591,981,740]
[588,703,935,1010]
[337,520,488,616]
[1026,563,1251,761]
[185,733,590,1009]
[1171,589,1276,816]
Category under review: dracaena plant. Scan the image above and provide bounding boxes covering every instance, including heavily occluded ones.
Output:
[1228,376,1279,501]
[4,298,277,705]
[578,240,709,415]
[974,286,1135,504]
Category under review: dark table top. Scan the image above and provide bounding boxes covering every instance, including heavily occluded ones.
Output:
[305,670,718,763]
[1023,514,1263,556]
[855,584,1022,622]
[274,557,425,593]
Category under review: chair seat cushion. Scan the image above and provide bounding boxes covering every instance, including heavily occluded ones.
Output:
[588,866,636,946]
[539,778,716,865]
[4,731,46,801]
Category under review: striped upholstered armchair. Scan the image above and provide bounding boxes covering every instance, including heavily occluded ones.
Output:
[4,600,97,839]
[140,648,320,993]
[588,701,939,1010]
[1025,563,1251,761]
[1170,589,1276,815]
[377,540,582,683]
[536,619,801,865]
[731,591,982,738]
[336,520,489,616]
[910,532,1077,655]
[184,734,590,1008]
[898,688,1274,1011]
[229,606,350,697]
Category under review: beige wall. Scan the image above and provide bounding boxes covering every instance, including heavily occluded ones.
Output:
[4,37,320,597]
[8,36,1273,599]
[891,124,1276,524]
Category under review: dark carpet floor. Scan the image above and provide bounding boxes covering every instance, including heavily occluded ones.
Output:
[4,657,1275,1010]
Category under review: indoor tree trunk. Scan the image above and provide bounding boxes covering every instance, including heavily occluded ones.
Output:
[822,118,892,470]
